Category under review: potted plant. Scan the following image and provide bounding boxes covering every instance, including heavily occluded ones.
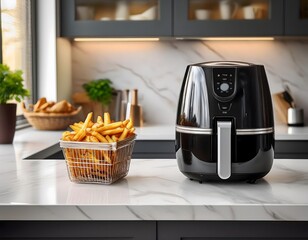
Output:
[73,79,121,120]
[83,78,113,106]
[0,64,30,144]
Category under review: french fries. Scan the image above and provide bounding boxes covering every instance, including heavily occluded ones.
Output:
[61,112,136,184]
[62,112,135,143]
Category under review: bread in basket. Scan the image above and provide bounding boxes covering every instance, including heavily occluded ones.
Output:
[22,100,82,130]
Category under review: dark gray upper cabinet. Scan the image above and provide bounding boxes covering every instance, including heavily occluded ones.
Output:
[285,0,308,35]
[173,0,284,37]
[59,0,308,38]
[60,0,172,37]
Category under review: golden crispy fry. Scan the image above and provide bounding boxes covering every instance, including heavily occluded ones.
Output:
[122,119,130,127]
[84,136,91,142]
[106,135,113,143]
[111,135,118,142]
[88,121,94,128]
[63,131,76,141]
[116,119,132,141]
[70,125,81,132]
[119,128,129,141]
[104,112,111,125]
[76,129,86,141]
[90,136,99,142]
[97,116,103,124]
[92,122,103,129]
[126,119,133,129]
[95,121,123,132]
[74,122,83,128]
[73,112,93,141]
[100,128,124,136]
[62,112,135,145]
[63,135,73,141]
[62,131,71,138]
[92,131,108,143]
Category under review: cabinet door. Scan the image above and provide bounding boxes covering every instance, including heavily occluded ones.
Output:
[285,0,308,35]
[60,0,172,37]
[174,0,284,37]
[158,221,308,240]
[0,221,156,240]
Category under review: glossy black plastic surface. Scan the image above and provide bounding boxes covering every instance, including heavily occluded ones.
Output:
[176,61,274,181]
[175,132,274,181]
[176,62,274,129]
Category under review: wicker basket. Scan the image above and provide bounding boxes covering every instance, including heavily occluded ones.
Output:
[59,134,136,184]
[22,103,82,130]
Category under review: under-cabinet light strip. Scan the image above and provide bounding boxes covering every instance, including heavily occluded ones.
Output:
[74,37,274,42]
[74,38,160,42]
[174,37,275,41]
[199,37,275,41]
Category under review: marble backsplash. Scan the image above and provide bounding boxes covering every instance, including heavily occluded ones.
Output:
[72,40,308,125]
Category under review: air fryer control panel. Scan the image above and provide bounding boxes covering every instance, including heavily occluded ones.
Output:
[212,68,236,101]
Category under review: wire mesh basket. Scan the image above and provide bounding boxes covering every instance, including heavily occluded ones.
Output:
[59,134,136,184]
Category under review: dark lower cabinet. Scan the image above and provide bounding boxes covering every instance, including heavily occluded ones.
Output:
[275,140,308,159]
[158,221,308,240]
[0,221,156,240]
[1,221,308,239]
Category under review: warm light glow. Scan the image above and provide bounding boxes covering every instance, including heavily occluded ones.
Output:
[74,38,160,42]
[198,37,275,41]
[74,37,274,42]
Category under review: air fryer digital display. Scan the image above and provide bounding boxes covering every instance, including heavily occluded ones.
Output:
[212,68,236,101]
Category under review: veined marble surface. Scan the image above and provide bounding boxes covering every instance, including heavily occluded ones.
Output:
[275,124,308,140]
[0,129,308,220]
[72,40,308,125]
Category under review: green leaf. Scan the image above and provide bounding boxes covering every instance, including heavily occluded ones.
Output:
[0,64,30,104]
[83,78,113,106]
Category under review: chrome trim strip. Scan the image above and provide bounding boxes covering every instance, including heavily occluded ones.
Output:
[176,125,212,135]
[176,125,273,135]
[236,127,274,135]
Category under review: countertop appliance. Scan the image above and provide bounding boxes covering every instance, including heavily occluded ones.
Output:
[175,61,274,181]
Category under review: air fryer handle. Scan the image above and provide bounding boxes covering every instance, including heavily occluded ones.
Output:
[217,121,232,179]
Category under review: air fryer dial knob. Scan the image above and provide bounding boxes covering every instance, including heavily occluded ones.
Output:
[220,83,229,91]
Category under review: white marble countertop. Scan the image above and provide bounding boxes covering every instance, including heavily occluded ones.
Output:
[0,128,307,220]
[275,125,308,140]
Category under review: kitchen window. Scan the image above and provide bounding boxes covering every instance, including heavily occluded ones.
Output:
[0,0,36,123]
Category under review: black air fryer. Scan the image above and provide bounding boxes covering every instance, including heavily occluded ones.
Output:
[176,61,274,181]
